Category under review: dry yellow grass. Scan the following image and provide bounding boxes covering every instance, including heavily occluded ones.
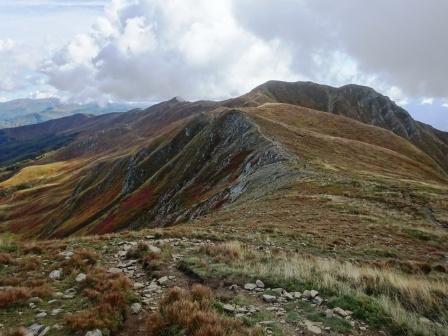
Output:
[0,161,72,188]
[192,242,448,336]
[145,284,261,336]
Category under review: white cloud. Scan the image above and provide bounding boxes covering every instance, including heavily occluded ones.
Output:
[0,38,43,93]
[43,0,448,107]
[44,0,296,101]
[233,0,448,100]
[421,98,434,105]
[1,0,448,133]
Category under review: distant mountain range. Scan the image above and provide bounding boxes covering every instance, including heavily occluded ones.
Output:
[0,98,140,128]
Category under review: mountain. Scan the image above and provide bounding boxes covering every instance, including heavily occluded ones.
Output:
[230,81,448,172]
[0,81,447,239]
[0,98,139,128]
[1,81,448,336]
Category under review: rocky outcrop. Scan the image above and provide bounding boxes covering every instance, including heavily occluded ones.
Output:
[114,109,292,230]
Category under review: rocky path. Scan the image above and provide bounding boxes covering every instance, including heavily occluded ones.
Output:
[98,236,376,336]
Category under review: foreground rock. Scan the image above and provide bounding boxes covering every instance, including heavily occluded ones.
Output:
[85,330,102,336]
[131,302,142,314]
[49,270,62,280]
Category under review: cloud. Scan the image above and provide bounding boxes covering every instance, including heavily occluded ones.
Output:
[44,0,448,105]
[43,0,296,101]
[421,98,434,105]
[0,39,42,93]
[233,0,448,99]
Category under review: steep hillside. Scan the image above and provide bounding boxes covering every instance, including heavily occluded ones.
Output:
[0,81,447,240]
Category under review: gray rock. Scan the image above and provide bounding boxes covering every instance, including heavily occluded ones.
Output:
[333,307,348,317]
[85,330,102,336]
[313,296,323,305]
[302,289,319,300]
[108,267,121,274]
[262,294,277,303]
[291,291,302,299]
[244,283,257,291]
[157,276,169,285]
[148,245,161,254]
[255,279,265,288]
[325,309,334,318]
[75,273,87,282]
[36,312,47,318]
[283,292,294,301]
[223,304,236,313]
[28,297,43,303]
[304,320,322,334]
[51,308,63,316]
[271,288,283,296]
[49,269,62,280]
[27,324,44,336]
[145,282,161,292]
[131,302,142,314]
[58,251,74,259]
[133,282,145,290]
[419,317,432,324]
[38,326,50,336]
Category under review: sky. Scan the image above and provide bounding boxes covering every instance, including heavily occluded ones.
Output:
[0,0,447,130]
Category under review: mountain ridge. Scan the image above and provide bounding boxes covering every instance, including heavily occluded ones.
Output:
[0,80,447,239]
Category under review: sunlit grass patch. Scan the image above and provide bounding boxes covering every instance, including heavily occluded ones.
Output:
[185,241,448,336]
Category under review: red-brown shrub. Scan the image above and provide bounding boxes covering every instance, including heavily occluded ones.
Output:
[0,288,30,308]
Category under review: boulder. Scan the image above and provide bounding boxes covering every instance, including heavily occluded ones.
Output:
[85,330,102,336]
[255,279,265,288]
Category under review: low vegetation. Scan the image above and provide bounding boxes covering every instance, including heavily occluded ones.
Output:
[145,284,261,336]
[185,242,448,336]
[64,267,132,332]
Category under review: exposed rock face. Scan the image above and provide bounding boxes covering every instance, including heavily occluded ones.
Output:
[110,110,292,231]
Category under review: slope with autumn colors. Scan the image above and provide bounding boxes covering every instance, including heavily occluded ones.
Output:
[0,81,447,240]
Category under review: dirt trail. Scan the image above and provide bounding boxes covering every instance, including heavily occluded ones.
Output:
[99,236,379,336]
